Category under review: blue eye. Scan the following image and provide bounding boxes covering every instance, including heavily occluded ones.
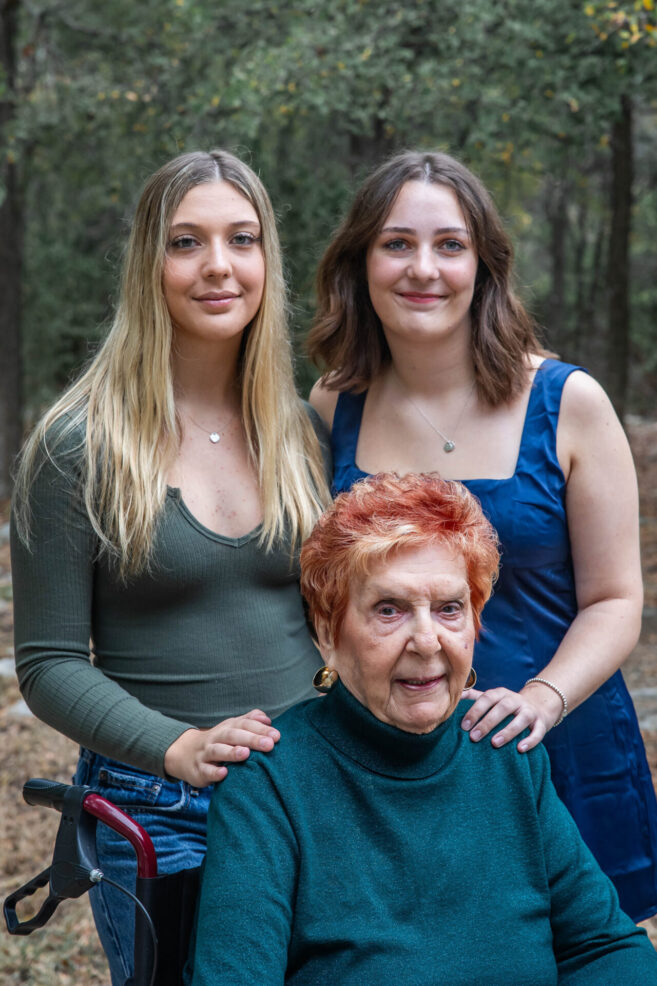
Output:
[440,601,463,616]
[232,231,260,247]
[377,603,399,617]
[382,239,409,252]
[441,239,465,252]
[169,235,199,250]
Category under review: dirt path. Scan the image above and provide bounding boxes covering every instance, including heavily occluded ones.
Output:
[1,419,657,981]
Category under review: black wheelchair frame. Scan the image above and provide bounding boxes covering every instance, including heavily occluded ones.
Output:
[3,779,200,986]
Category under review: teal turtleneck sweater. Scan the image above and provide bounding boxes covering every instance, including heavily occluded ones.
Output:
[188,682,657,985]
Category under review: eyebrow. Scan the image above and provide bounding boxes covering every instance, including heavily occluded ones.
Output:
[366,581,470,599]
[380,225,469,236]
[169,219,261,232]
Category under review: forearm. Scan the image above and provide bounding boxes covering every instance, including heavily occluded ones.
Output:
[17,648,192,775]
[463,591,643,750]
[521,593,643,719]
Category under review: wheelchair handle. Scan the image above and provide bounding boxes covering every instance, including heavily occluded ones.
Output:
[4,779,158,937]
[23,778,72,812]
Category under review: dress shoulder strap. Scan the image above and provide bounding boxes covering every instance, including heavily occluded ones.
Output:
[331,390,367,467]
[516,358,588,474]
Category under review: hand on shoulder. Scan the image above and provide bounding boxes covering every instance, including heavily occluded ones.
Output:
[164,710,280,787]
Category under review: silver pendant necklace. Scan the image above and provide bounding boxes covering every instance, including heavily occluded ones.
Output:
[184,408,236,445]
[405,381,476,454]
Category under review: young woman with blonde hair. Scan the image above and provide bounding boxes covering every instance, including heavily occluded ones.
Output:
[11,149,330,985]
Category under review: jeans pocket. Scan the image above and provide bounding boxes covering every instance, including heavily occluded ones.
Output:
[87,754,189,813]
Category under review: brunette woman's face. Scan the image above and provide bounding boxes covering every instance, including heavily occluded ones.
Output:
[163,181,265,350]
[366,181,478,348]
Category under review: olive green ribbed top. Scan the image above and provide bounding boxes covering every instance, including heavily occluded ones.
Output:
[11,407,329,777]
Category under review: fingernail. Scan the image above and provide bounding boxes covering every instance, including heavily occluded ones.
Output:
[236,746,249,757]
[518,742,527,752]
[471,729,481,741]
[462,719,471,730]
[259,737,274,750]
[492,734,504,746]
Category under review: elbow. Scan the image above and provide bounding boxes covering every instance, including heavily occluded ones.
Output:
[615,589,644,662]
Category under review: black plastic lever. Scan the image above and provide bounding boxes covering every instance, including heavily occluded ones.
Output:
[3,782,100,936]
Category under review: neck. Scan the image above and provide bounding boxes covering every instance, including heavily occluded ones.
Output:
[172,336,243,414]
[308,680,462,780]
[385,331,476,400]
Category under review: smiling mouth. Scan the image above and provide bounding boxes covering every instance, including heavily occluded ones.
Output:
[398,292,446,304]
[397,676,444,690]
[195,292,239,303]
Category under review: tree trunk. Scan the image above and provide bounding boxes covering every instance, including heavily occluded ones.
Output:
[0,0,23,500]
[606,93,633,420]
[545,176,568,354]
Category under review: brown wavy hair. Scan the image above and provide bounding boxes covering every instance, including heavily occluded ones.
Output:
[300,472,499,645]
[307,150,550,406]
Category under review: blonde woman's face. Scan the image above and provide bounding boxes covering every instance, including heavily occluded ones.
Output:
[163,181,265,350]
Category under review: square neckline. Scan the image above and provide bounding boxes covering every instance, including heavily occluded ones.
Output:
[348,358,554,488]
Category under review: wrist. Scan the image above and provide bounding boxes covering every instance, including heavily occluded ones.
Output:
[164,726,197,778]
[524,677,568,728]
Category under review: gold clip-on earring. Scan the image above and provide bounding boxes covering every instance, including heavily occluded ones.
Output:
[313,666,339,693]
[464,668,477,690]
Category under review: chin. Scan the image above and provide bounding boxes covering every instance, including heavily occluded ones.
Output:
[397,709,449,734]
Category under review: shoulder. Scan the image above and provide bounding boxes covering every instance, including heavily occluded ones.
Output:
[559,369,616,425]
[457,699,550,791]
[212,700,320,802]
[557,370,631,472]
[20,413,87,492]
[43,413,87,462]
[301,398,330,443]
[309,377,340,430]
[301,399,333,484]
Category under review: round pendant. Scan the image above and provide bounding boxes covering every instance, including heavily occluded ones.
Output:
[443,440,455,453]
[209,433,221,444]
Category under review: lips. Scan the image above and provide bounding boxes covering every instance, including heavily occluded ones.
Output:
[195,291,239,301]
[397,675,445,691]
[397,292,446,304]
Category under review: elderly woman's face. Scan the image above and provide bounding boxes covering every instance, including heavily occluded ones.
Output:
[321,543,475,733]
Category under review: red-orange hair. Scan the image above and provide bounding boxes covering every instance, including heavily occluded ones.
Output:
[300,473,499,645]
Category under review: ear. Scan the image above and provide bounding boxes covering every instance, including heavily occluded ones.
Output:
[315,619,338,663]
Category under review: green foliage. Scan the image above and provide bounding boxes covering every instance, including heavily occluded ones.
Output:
[5,0,657,414]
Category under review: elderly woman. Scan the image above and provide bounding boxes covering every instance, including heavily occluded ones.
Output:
[187,474,657,985]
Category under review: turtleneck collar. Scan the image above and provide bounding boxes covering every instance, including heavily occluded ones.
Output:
[307,679,465,779]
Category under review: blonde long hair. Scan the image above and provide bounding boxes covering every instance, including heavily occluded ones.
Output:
[14,150,330,574]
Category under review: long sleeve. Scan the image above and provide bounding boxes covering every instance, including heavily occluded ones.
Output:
[530,747,657,982]
[187,756,297,985]
[11,441,191,776]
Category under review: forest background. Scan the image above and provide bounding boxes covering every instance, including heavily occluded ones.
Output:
[1,0,656,499]
[0,2,657,981]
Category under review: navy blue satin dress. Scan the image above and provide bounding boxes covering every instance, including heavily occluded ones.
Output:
[330,358,657,921]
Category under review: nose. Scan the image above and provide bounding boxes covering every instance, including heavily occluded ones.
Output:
[408,244,439,282]
[203,240,231,278]
[408,609,440,658]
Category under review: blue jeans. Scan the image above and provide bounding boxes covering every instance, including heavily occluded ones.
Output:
[73,749,212,986]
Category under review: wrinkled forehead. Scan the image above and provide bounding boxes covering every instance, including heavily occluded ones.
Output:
[348,542,470,599]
